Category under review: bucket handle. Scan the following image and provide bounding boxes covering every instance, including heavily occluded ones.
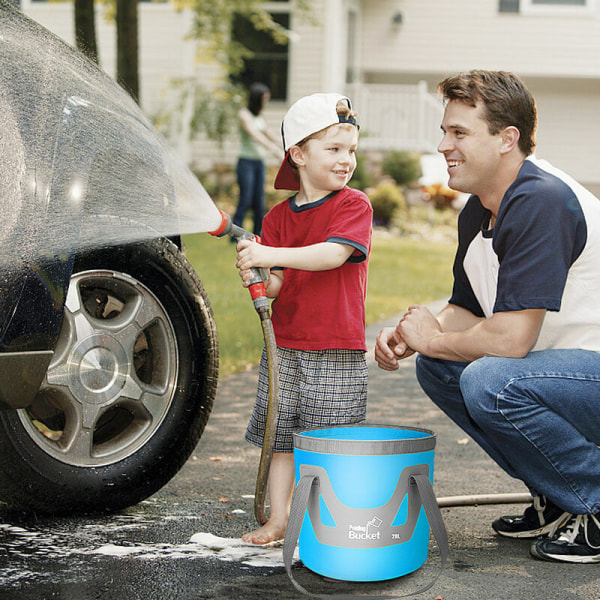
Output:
[283,473,449,599]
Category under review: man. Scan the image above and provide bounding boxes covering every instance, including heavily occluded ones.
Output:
[375,70,600,563]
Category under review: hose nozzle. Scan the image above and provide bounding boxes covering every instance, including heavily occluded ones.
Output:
[209,209,269,311]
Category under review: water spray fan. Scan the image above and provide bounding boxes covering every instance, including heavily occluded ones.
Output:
[209,209,280,526]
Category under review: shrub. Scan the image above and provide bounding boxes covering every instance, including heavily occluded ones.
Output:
[350,153,376,191]
[265,165,292,210]
[381,151,422,187]
[368,180,406,227]
[422,183,460,211]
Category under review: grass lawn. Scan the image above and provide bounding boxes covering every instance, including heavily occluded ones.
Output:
[183,231,456,377]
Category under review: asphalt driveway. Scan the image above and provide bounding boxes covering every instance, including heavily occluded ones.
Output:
[0,314,598,599]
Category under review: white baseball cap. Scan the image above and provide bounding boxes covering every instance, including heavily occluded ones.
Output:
[274,93,358,190]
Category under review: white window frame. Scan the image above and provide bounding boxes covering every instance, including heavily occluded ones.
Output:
[232,1,292,103]
[521,0,595,15]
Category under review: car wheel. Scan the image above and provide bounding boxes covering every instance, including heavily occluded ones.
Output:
[0,235,218,514]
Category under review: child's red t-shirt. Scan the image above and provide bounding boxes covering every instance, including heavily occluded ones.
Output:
[261,186,372,351]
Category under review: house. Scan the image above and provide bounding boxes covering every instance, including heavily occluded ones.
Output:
[20,0,600,195]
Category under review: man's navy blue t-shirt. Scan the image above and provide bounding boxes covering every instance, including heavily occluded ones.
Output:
[450,156,600,351]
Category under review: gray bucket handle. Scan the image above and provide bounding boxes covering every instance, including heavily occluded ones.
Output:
[283,472,449,599]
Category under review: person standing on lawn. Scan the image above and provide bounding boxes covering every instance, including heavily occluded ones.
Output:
[233,82,282,235]
[236,93,372,545]
[375,69,600,563]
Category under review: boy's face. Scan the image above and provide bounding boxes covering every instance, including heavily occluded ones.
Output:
[294,124,358,192]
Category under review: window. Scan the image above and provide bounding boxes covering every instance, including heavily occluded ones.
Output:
[499,0,520,11]
[521,0,593,12]
[499,0,593,11]
[531,0,585,4]
[231,12,290,102]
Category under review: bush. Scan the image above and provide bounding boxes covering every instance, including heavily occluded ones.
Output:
[422,183,460,211]
[382,151,422,187]
[264,165,293,211]
[350,153,376,191]
[368,180,406,227]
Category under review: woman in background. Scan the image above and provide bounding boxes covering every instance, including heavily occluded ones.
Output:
[233,83,282,235]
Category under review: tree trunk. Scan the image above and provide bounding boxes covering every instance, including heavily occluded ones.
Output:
[116,0,139,103]
[74,0,98,64]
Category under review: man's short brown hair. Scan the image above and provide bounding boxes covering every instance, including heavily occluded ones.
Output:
[438,70,537,156]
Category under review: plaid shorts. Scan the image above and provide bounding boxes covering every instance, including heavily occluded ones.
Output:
[245,346,368,453]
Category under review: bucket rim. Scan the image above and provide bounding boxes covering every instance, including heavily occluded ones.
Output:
[293,423,436,455]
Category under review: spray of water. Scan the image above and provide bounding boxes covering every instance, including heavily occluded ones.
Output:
[0,6,222,267]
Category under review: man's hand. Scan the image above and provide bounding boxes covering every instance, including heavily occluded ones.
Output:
[394,304,545,363]
[397,305,443,355]
[375,326,415,371]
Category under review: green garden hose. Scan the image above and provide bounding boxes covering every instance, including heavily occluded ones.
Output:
[254,307,280,525]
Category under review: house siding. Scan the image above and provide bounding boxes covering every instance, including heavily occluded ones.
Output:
[360,0,600,78]
[22,2,195,117]
[359,0,600,193]
[20,0,600,193]
[533,87,600,187]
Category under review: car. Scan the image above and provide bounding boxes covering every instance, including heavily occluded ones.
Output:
[0,4,219,514]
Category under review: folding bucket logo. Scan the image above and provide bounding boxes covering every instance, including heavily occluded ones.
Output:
[283,424,448,596]
[302,463,429,550]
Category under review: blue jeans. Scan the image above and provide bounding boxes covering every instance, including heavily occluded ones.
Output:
[234,158,265,235]
[415,350,600,514]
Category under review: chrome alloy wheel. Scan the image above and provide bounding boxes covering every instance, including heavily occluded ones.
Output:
[18,269,178,467]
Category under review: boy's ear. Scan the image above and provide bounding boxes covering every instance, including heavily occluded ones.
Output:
[289,145,305,167]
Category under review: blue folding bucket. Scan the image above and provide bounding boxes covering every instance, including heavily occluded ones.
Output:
[283,423,447,591]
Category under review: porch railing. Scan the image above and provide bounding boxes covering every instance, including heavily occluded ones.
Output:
[346,82,443,154]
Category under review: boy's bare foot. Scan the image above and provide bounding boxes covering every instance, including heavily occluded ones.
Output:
[242,520,286,545]
[242,453,295,545]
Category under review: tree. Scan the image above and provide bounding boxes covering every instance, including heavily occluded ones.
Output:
[72,0,139,103]
[116,0,139,102]
[74,0,98,64]
[74,0,312,115]
[158,0,313,146]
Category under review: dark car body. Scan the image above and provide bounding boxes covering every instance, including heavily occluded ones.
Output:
[0,3,219,513]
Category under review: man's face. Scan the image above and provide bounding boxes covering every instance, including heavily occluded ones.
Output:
[438,100,504,201]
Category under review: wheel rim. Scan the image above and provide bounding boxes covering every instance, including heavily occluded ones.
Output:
[18,269,179,467]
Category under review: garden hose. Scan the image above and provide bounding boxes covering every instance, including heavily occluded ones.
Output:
[253,307,280,525]
[210,210,279,525]
[437,492,531,508]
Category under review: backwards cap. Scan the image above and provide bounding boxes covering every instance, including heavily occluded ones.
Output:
[274,93,357,190]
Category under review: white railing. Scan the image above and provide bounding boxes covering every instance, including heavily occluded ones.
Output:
[346,82,443,153]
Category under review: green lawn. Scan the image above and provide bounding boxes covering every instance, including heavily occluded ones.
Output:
[183,232,456,376]
[366,234,455,324]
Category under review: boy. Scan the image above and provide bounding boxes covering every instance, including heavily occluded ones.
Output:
[236,93,372,545]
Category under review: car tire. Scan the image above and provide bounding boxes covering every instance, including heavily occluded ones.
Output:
[0,233,218,514]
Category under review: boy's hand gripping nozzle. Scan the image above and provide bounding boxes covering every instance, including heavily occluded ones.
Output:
[209,209,270,313]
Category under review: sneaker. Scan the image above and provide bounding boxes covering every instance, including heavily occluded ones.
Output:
[492,495,572,539]
[531,513,600,563]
